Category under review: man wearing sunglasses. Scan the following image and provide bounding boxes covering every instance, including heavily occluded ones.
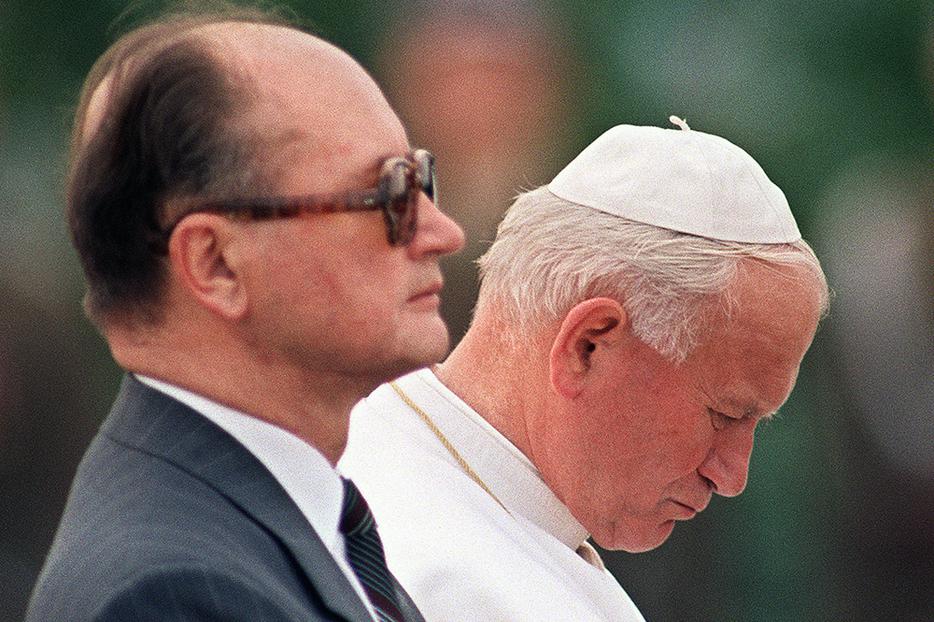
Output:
[341,120,829,620]
[28,6,462,622]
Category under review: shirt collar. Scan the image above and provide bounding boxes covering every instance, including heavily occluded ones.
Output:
[134,374,345,553]
[402,368,590,551]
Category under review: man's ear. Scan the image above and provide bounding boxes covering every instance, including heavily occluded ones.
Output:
[166,214,248,320]
[549,297,628,399]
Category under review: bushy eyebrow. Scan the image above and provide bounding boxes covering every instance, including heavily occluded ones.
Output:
[723,398,774,422]
[757,408,778,422]
[703,387,781,423]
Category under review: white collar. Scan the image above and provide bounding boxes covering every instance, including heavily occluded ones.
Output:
[400,368,590,551]
[134,375,345,554]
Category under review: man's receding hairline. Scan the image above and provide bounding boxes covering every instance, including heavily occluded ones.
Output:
[177,22,370,128]
[191,20,357,79]
[79,18,343,146]
[78,25,237,149]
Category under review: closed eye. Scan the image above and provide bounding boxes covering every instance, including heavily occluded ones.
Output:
[708,407,740,431]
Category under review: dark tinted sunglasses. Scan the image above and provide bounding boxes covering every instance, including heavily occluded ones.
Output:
[161,149,436,249]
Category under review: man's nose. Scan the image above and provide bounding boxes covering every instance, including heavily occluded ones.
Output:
[408,194,465,258]
[698,422,756,498]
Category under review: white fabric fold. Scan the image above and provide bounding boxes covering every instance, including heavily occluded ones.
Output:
[340,368,646,622]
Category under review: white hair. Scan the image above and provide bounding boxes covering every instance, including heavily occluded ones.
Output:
[476,186,829,362]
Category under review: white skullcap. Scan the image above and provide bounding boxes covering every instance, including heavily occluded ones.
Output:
[547,117,801,243]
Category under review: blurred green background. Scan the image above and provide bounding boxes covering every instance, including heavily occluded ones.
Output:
[1,1,932,620]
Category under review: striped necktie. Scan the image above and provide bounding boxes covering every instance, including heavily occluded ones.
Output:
[340,478,406,622]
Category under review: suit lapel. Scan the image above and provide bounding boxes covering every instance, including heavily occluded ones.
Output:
[104,375,375,622]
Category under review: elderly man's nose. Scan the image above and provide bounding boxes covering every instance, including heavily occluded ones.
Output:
[698,426,756,497]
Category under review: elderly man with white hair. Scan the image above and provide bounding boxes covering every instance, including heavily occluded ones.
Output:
[340,117,829,621]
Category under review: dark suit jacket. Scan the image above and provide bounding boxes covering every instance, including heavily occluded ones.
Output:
[27,375,424,621]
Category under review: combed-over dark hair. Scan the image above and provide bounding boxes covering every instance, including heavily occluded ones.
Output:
[67,3,293,327]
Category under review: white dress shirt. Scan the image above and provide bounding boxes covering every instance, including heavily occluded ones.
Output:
[339,368,646,622]
[136,374,377,621]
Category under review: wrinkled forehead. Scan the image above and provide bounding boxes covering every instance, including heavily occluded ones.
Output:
[691,259,823,401]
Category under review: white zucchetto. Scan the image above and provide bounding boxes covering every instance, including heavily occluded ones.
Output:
[547,117,801,243]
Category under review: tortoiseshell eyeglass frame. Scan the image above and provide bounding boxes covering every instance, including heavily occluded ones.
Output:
[159,149,435,251]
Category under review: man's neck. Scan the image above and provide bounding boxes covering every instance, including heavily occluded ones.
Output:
[434,327,542,463]
[110,328,371,465]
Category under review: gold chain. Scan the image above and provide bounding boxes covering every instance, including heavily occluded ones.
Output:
[390,381,604,569]
[389,381,509,514]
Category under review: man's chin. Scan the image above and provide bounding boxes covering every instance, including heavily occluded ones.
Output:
[593,519,676,553]
[411,317,452,360]
[377,322,451,382]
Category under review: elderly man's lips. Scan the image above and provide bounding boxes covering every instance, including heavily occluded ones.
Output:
[671,500,699,519]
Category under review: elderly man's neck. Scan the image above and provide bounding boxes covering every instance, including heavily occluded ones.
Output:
[105,320,371,465]
[435,306,549,463]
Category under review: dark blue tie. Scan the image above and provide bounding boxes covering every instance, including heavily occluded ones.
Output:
[340,478,406,622]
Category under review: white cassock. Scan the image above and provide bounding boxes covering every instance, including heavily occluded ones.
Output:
[339,368,646,622]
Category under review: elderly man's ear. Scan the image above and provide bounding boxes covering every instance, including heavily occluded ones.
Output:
[167,214,249,320]
[549,297,629,399]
